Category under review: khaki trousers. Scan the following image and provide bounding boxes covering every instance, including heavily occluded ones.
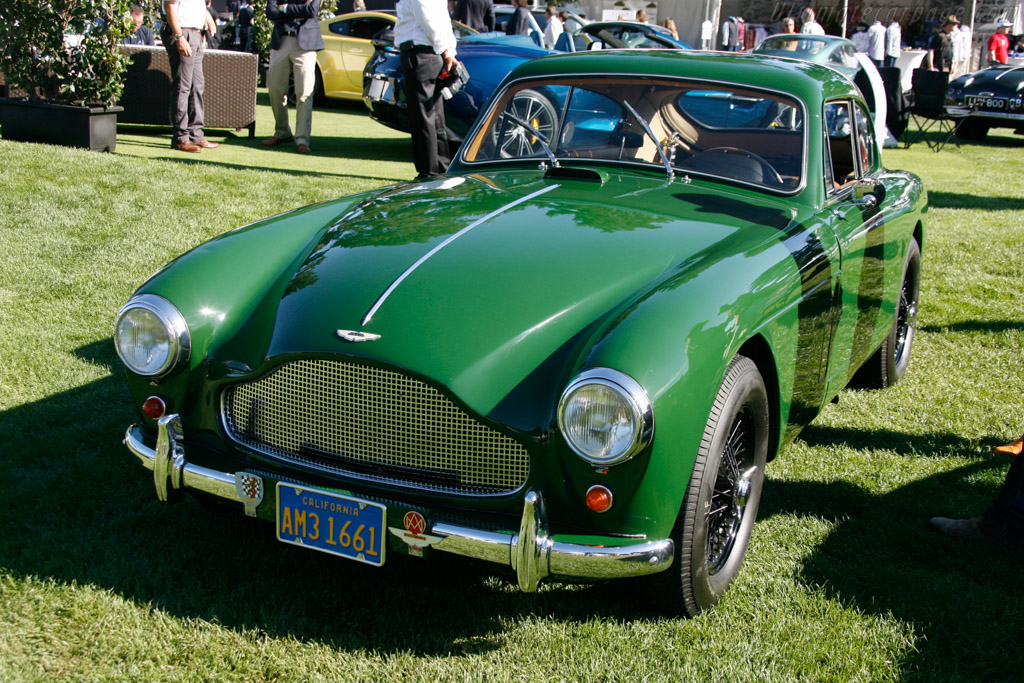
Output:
[268,36,317,145]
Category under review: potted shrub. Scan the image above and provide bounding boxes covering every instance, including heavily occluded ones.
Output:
[0,1,132,151]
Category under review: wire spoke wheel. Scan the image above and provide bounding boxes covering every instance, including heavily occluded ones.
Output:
[705,406,757,575]
[650,354,769,616]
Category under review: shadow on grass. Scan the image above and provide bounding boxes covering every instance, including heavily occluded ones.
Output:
[0,343,662,659]
[763,423,1024,678]
[115,147,410,184]
[4,343,1021,672]
[926,190,1024,211]
[918,320,1023,334]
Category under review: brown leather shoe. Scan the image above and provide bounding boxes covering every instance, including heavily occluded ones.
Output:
[927,516,1017,547]
[296,143,311,154]
[260,135,294,147]
[171,141,202,153]
[994,435,1024,457]
[196,139,220,149]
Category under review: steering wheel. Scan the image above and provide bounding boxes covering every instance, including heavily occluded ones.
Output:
[690,146,785,186]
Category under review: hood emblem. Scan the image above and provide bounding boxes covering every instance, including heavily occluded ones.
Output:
[336,329,381,343]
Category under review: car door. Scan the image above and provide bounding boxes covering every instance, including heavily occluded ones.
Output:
[820,99,897,396]
[319,16,394,97]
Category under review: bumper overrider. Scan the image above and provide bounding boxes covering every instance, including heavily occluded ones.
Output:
[123,414,674,591]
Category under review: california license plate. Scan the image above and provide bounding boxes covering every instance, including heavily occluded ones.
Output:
[276,483,385,566]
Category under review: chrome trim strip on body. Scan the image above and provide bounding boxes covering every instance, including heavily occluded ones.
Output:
[123,418,674,588]
[959,110,1024,121]
[361,184,560,325]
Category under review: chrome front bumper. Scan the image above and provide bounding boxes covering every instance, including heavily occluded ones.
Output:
[124,415,674,591]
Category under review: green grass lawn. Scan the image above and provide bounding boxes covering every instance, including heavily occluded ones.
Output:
[1,99,1022,681]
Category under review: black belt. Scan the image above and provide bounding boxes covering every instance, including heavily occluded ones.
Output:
[399,41,435,54]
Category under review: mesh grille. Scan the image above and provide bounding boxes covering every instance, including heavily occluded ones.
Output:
[221,360,529,495]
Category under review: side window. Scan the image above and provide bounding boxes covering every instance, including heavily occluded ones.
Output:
[853,104,877,175]
[824,101,856,190]
[329,20,351,36]
[349,19,391,40]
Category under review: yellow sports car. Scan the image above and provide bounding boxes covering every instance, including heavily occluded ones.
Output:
[316,11,397,103]
[316,11,476,104]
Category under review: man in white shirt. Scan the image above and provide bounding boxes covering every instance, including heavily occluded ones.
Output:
[543,5,563,49]
[951,22,972,77]
[867,20,885,66]
[884,20,901,68]
[851,23,869,53]
[395,0,459,178]
[162,0,220,152]
[800,8,825,35]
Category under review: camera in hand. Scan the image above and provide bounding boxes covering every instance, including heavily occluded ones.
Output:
[440,63,469,100]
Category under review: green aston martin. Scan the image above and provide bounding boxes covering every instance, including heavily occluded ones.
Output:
[116,50,925,615]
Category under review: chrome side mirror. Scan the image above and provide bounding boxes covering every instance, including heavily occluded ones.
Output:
[852,179,882,208]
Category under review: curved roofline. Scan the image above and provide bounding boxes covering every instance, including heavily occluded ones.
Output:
[505,50,862,108]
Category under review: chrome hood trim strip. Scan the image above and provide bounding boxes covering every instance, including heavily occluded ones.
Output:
[361,183,560,325]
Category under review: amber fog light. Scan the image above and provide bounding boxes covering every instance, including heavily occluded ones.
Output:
[585,484,614,513]
[142,396,167,420]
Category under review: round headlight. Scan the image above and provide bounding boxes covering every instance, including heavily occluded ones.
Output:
[114,294,190,377]
[558,369,653,466]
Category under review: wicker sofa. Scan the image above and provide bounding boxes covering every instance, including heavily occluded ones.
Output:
[118,44,257,137]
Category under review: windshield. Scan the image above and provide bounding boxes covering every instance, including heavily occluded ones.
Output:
[462,77,805,191]
[755,36,830,55]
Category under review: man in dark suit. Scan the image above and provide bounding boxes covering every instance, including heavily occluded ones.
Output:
[262,0,325,154]
[455,0,494,33]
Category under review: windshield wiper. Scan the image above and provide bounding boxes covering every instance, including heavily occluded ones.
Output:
[622,100,673,179]
[501,111,559,168]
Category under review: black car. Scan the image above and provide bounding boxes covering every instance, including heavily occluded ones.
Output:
[946,65,1024,140]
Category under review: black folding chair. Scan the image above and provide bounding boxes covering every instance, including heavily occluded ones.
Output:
[902,69,970,151]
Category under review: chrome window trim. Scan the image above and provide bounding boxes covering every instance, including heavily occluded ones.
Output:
[459,71,810,197]
[114,293,191,378]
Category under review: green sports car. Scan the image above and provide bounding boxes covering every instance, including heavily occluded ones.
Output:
[116,50,925,616]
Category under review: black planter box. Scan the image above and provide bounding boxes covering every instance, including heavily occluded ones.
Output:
[0,98,122,152]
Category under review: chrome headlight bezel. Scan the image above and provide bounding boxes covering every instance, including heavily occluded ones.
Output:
[557,368,654,466]
[114,294,191,378]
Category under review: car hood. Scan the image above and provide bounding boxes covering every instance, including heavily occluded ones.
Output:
[957,65,1024,92]
[251,172,795,414]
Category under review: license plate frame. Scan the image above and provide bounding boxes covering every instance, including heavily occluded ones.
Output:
[966,95,1006,110]
[276,483,386,567]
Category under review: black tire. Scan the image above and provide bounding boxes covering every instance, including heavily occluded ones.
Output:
[852,237,921,389]
[495,88,558,159]
[655,355,769,616]
[957,119,988,141]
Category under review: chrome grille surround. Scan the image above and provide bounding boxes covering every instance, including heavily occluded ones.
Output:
[220,359,530,495]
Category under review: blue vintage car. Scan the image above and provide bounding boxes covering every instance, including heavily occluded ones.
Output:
[363,32,553,142]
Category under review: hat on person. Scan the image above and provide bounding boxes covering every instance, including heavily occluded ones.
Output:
[996,19,1013,28]
[944,15,960,27]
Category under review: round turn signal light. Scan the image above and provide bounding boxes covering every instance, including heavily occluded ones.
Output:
[585,484,614,513]
[142,396,167,420]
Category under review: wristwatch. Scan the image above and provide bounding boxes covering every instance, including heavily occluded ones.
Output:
[173,33,183,42]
